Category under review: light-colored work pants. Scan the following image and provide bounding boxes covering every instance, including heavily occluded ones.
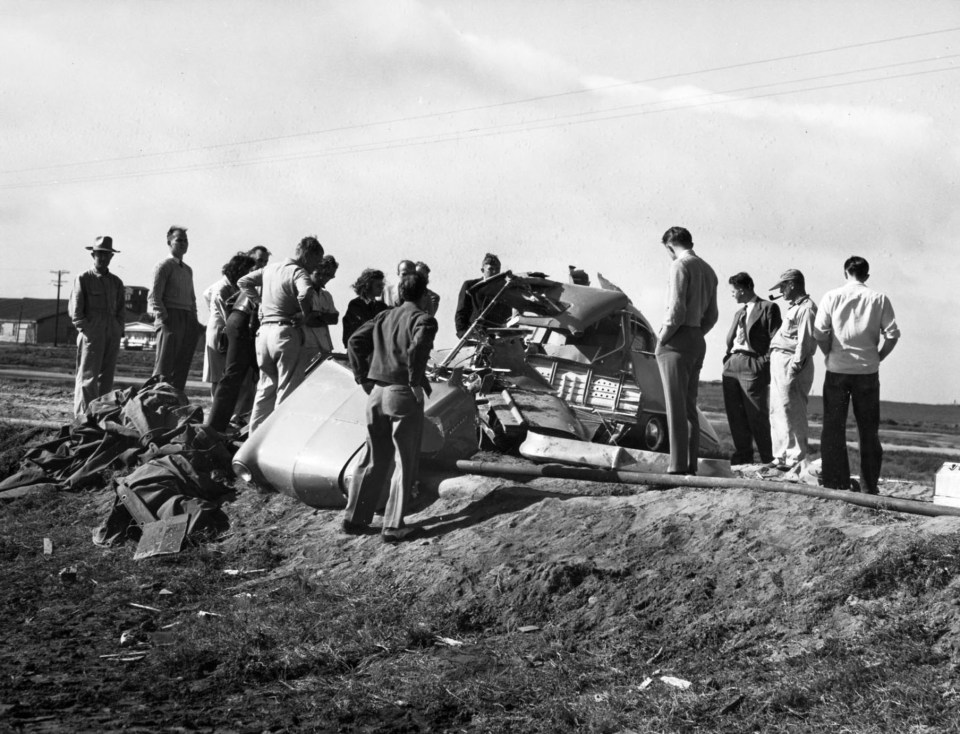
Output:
[249,323,305,433]
[344,384,424,533]
[769,350,814,465]
[74,317,122,417]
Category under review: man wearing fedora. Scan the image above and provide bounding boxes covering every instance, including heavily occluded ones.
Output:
[768,269,818,469]
[68,236,126,416]
[148,226,201,391]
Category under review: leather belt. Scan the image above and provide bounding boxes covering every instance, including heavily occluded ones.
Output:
[261,319,297,327]
[732,349,758,357]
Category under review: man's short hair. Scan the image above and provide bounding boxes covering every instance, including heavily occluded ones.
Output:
[397,259,416,275]
[398,272,427,304]
[295,236,324,261]
[318,254,339,276]
[482,253,501,268]
[662,226,692,248]
[248,245,271,258]
[167,226,187,244]
[415,261,430,274]
[728,272,754,290]
[844,256,870,280]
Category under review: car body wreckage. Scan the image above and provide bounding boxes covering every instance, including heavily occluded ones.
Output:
[233,272,730,508]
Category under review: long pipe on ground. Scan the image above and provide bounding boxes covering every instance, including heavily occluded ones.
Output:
[455,459,960,519]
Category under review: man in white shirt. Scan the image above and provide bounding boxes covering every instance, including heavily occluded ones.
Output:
[814,256,899,494]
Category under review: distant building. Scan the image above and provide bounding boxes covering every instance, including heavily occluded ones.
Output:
[125,286,149,318]
[0,291,152,346]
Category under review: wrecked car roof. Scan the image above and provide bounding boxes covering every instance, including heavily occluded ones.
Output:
[514,281,631,336]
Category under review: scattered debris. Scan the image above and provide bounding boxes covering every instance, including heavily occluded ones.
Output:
[58,566,77,584]
[128,602,161,613]
[435,636,465,647]
[517,625,540,633]
[660,675,692,690]
[42,538,53,555]
[197,610,222,619]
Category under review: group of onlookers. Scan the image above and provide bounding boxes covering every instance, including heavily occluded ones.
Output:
[67,224,900,544]
[654,226,899,495]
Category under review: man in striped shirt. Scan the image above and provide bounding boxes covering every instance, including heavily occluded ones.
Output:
[148,226,201,391]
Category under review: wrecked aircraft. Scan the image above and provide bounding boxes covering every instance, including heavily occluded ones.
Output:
[233,272,724,508]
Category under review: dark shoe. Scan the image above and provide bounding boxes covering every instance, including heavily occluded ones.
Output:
[342,519,373,536]
[382,526,422,544]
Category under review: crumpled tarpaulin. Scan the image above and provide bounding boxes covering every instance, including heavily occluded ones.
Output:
[0,376,225,492]
[93,453,232,546]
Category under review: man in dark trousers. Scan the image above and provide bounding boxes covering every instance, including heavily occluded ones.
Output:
[722,272,782,465]
[342,272,438,543]
[814,256,899,494]
[655,226,719,475]
[148,226,201,391]
[69,236,125,416]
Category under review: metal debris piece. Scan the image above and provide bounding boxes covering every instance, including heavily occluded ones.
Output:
[660,676,691,690]
[517,625,540,633]
[43,538,53,555]
[133,513,189,560]
[128,602,161,613]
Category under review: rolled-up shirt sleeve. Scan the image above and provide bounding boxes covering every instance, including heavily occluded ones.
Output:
[237,269,264,305]
[792,302,818,370]
[295,270,314,317]
[880,297,900,340]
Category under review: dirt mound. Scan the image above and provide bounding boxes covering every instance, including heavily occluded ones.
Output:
[226,472,960,671]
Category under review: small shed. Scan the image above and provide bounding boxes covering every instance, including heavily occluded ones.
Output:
[0,298,76,345]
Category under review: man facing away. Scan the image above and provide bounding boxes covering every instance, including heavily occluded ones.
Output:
[768,268,818,469]
[722,272,782,465]
[238,235,324,433]
[342,272,438,543]
[68,236,125,416]
[814,256,899,494]
[148,226,201,391]
[655,227,719,475]
[454,252,511,338]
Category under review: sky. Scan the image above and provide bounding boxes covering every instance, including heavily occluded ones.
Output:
[1,0,958,404]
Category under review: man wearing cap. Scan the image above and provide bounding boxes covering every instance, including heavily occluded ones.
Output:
[814,256,899,494]
[68,236,126,416]
[768,269,818,469]
[655,227,719,475]
[722,272,782,465]
[238,235,325,432]
[148,226,201,391]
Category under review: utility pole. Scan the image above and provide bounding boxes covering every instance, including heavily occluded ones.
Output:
[50,270,69,347]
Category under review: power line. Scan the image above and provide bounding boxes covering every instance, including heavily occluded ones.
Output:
[2,25,958,177]
[1,60,954,191]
